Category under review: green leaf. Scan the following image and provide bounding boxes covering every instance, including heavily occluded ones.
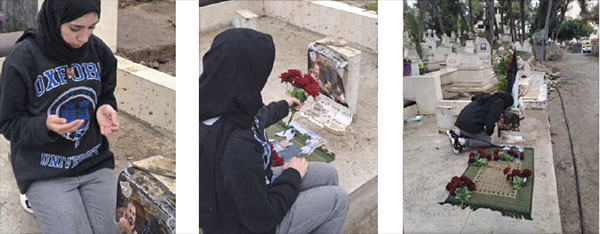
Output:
[474,157,488,167]
[455,186,472,208]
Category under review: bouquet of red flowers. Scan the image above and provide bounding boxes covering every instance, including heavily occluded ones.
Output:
[270,143,284,167]
[505,168,532,190]
[280,69,320,130]
[446,176,476,208]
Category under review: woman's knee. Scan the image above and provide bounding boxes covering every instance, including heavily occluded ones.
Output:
[309,162,339,185]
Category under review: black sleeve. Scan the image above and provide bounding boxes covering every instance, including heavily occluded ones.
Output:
[0,61,58,145]
[221,134,301,233]
[257,100,289,128]
[97,47,118,111]
[485,99,504,136]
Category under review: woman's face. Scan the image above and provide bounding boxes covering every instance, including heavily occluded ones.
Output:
[60,12,99,48]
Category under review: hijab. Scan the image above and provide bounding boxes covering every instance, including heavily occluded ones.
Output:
[199,28,276,227]
[473,92,514,109]
[18,0,101,65]
[199,28,276,129]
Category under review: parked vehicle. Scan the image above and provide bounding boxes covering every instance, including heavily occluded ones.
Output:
[583,45,592,53]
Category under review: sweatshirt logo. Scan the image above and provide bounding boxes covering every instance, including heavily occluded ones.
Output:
[34,63,101,97]
[47,87,98,148]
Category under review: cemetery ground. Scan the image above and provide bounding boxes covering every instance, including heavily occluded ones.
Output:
[201,16,379,233]
[117,0,176,76]
[403,52,599,233]
[0,1,176,232]
[546,53,599,234]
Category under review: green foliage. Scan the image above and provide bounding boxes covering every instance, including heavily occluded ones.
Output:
[404,1,423,59]
[557,18,595,41]
[493,50,513,92]
[512,175,525,190]
[366,1,378,13]
[474,157,489,167]
[291,87,307,103]
[455,186,472,209]
[500,152,515,162]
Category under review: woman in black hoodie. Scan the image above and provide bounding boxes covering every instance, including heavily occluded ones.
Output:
[446,93,513,154]
[200,28,348,234]
[0,0,119,233]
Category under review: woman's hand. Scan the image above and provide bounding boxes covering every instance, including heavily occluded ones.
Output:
[96,104,119,137]
[283,157,308,179]
[46,115,84,135]
[285,97,302,112]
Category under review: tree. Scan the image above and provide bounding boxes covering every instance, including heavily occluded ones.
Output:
[0,0,37,33]
[556,18,595,41]
[405,0,423,59]
[418,0,429,41]
[486,0,494,63]
[520,0,527,42]
[430,0,446,37]
[508,0,516,41]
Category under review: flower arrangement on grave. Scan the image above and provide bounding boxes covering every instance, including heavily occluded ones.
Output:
[270,143,284,167]
[446,176,476,208]
[279,69,320,131]
[505,169,532,190]
[468,148,495,166]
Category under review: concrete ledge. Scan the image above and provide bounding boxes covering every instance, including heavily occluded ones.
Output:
[115,56,176,135]
[342,176,377,233]
[404,75,443,114]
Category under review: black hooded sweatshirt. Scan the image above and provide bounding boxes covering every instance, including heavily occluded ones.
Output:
[455,93,513,136]
[199,28,301,234]
[0,0,117,194]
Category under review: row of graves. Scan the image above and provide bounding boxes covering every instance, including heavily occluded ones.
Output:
[403,20,556,221]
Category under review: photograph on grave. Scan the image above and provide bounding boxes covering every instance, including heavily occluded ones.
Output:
[308,43,349,107]
[116,166,175,234]
[402,0,598,233]
[0,0,176,233]
[201,1,378,233]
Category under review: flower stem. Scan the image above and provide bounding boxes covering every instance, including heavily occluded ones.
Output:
[283,104,297,135]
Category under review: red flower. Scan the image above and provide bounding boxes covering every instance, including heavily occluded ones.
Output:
[452,176,460,182]
[477,148,484,154]
[520,152,525,160]
[302,75,320,98]
[469,152,475,157]
[507,174,513,181]
[522,169,532,178]
[508,149,517,157]
[280,69,302,84]
[493,154,499,161]
[270,143,284,167]
[503,167,510,175]
[512,169,521,177]
[494,149,500,153]
[468,156,474,163]
[487,153,493,160]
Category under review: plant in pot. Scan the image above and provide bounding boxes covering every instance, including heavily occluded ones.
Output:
[403,58,412,76]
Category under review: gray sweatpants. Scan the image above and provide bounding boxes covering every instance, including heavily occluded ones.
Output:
[458,128,493,148]
[273,162,349,234]
[26,168,119,234]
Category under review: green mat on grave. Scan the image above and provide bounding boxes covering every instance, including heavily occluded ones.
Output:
[441,147,535,220]
[266,121,335,163]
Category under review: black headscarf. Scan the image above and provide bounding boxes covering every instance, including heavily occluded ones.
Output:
[199,28,276,129]
[18,0,101,65]
[472,92,514,109]
[199,28,276,228]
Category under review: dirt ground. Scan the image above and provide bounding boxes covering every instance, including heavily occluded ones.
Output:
[546,53,599,234]
[117,0,176,76]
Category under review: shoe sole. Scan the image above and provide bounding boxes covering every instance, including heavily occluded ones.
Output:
[446,130,460,154]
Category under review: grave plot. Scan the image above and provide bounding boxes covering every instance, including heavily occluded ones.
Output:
[117,0,176,76]
[201,1,378,232]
